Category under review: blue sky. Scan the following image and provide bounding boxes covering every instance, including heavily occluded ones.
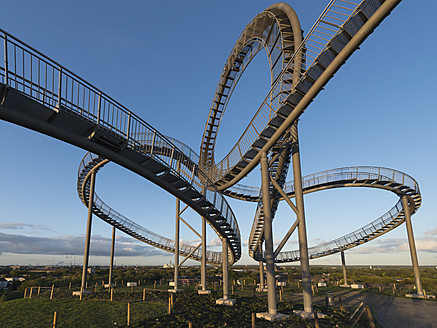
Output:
[0,0,436,268]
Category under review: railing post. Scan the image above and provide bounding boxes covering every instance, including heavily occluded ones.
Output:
[3,34,9,86]
[57,68,62,108]
[126,112,131,141]
[150,131,156,154]
[97,92,102,126]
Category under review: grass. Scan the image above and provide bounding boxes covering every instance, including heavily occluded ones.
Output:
[0,298,167,327]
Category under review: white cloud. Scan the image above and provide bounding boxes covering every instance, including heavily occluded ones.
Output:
[0,232,161,257]
[349,236,437,254]
[209,237,222,247]
[0,223,50,231]
[425,227,437,236]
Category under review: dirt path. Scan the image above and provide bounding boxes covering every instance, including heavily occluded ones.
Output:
[313,290,437,328]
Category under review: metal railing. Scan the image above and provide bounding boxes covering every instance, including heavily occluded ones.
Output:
[77,153,222,264]
[231,166,420,200]
[275,196,409,262]
[246,166,421,261]
[212,0,365,182]
[0,28,240,257]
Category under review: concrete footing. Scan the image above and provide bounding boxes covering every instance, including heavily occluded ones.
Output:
[405,293,426,299]
[293,310,327,319]
[103,284,113,288]
[216,298,236,306]
[198,290,211,295]
[168,289,184,293]
[340,284,350,288]
[256,312,289,321]
[256,287,268,292]
[72,290,91,296]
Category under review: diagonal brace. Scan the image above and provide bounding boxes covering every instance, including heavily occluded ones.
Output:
[179,243,201,267]
[179,204,189,216]
[273,217,299,258]
[269,173,299,215]
[179,216,202,239]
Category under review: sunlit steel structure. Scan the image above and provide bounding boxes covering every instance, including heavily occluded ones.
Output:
[0,0,426,321]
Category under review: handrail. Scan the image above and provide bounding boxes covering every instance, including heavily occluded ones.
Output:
[228,166,419,200]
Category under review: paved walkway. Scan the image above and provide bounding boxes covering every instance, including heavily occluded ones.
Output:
[314,290,437,328]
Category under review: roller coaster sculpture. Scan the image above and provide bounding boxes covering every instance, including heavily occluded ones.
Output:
[0,0,423,318]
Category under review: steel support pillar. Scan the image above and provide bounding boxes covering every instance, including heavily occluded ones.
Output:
[341,251,348,286]
[108,226,116,286]
[260,151,277,315]
[200,217,209,292]
[290,121,313,313]
[215,238,235,305]
[259,242,265,290]
[174,196,180,291]
[402,196,423,295]
[222,238,229,300]
[80,170,96,294]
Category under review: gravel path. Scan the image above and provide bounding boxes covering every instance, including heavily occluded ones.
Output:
[314,290,437,328]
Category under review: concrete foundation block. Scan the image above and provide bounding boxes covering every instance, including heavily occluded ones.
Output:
[168,288,184,293]
[256,312,289,321]
[293,310,327,319]
[405,293,426,299]
[198,290,211,295]
[256,287,268,292]
[216,298,236,306]
[72,290,91,296]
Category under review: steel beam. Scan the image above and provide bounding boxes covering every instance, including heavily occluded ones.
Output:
[402,195,423,295]
[260,151,278,315]
[80,169,96,295]
[108,226,116,286]
[290,121,313,313]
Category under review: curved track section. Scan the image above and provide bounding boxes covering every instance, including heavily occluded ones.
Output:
[242,167,422,262]
[202,0,401,190]
[77,153,222,265]
[200,3,302,185]
[0,29,241,264]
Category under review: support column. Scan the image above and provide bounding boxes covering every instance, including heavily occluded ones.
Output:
[173,196,181,291]
[341,251,348,287]
[198,217,211,294]
[290,121,313,314]
[216,238,235,305]
[171,160,182,293]
[222,239,229,300]
[402,196,424,296]
[256,152,287,321]
[259,242,265,290]
[259,261,265,289]
[261,151,277,315]
[108,226,116,286]
[80,170,96,296]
